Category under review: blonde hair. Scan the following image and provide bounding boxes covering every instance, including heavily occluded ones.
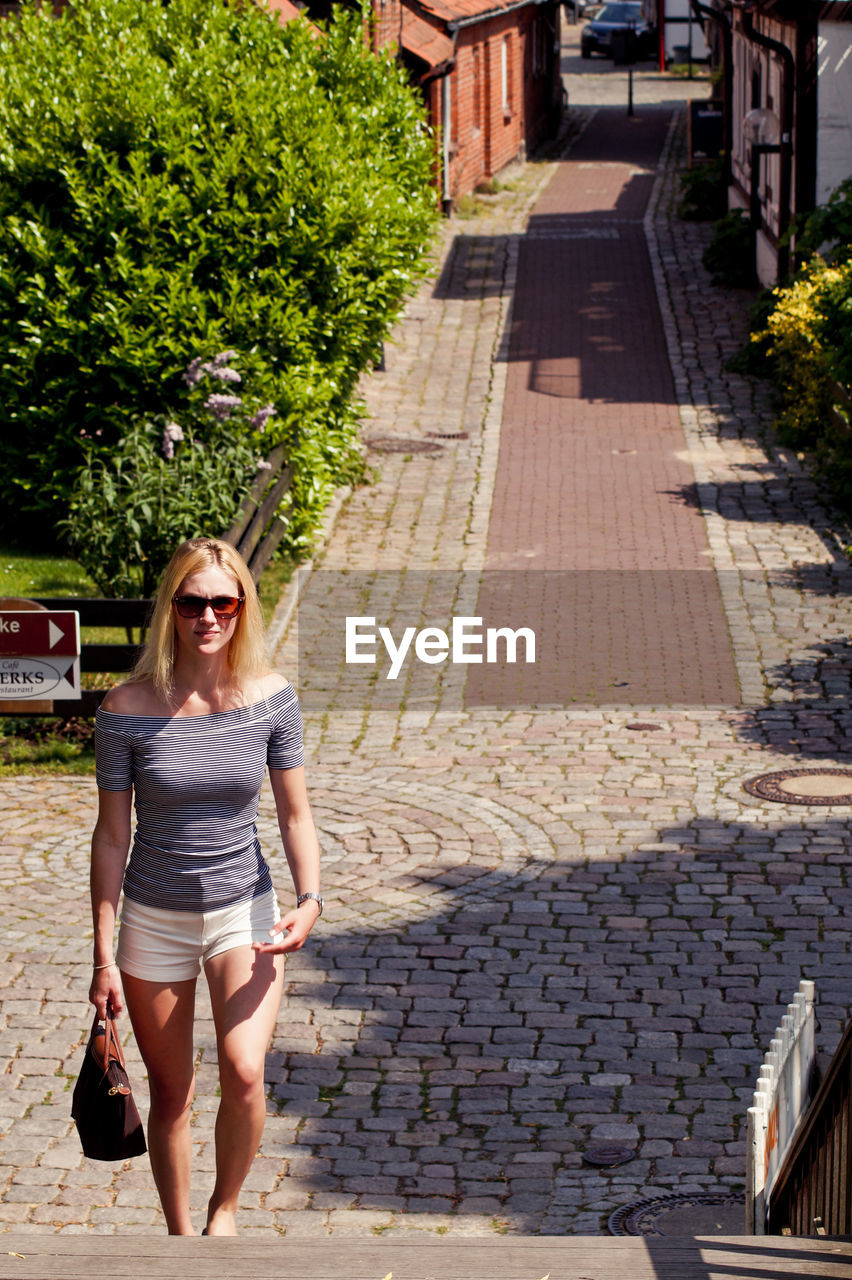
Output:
[131,538,268,703]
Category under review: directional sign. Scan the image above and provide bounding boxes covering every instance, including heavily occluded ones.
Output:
[0,656,81,700]
[0,611,80,657]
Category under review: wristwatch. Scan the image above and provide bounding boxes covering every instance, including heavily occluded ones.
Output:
[297,892,324,917]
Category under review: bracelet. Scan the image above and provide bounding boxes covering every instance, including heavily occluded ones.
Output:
[93,962,116,970]
[297,892,324,917]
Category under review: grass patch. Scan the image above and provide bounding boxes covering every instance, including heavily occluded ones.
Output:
[454,192,492,219]
[0,547,100,599]
[258,551,297,625]
[667,62,712,78]
[0,715,96,776]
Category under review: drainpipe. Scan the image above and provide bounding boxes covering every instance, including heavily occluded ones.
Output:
[414,49,456,213]
[658,0,666,71]
[689,0,733,186]
[441,70,452,213]
[737,2,795,280]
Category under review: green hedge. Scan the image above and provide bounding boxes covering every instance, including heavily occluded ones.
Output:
[0,0,437,547]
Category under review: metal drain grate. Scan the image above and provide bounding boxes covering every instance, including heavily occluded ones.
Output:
[608,1192,743,1237]
[366,437,443,454]
[743,768,852,805]
[583,1144,635,1168]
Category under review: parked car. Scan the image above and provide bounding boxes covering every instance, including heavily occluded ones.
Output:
[580,2,655,59]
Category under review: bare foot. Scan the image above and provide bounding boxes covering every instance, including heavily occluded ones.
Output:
[204,1209,237,1236]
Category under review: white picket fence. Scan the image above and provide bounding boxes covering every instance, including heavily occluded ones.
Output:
[746,980,817,1234]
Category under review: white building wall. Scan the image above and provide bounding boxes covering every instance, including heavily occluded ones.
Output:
[816,21,852,204]
[659,0,709,62]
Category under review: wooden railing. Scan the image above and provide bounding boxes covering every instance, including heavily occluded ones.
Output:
[746,980,817,1234]
[223,443,291,584]
[766,1019,852,1237]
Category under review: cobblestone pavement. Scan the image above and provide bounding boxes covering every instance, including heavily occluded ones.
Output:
[3,29,852,1238]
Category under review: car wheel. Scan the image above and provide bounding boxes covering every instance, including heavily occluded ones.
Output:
[581,44,591,58]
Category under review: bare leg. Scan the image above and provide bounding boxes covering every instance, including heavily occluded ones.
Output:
[202,945,284,1236]
[121,972,198,1235]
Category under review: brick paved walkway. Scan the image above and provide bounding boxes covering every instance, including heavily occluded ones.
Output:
[470,104,739,707]
[2,28,852,1239]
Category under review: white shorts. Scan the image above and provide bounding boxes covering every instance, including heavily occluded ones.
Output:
[116,889,280,982]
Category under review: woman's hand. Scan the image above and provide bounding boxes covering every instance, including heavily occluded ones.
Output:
[88,964,124,1020]
[252,900,320,956]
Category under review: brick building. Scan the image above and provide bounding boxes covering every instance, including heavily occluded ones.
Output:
[701,0,852,285]
[375,0,563,208]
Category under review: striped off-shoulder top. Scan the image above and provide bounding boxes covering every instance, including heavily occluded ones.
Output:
[94,683,304,912]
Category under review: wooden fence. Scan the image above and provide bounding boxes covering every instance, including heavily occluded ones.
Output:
[746,980,817,1234]
[223,443,291,584]
[766,1019,852,1238]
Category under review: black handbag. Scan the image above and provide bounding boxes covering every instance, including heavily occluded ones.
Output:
[71,1006,147,1161]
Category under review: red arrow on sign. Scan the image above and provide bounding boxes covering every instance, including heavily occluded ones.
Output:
[0,612,80,657]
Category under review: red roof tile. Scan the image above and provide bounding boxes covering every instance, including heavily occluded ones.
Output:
[408,0,540,27]
[263,0,308,25]
[401,7,455,67]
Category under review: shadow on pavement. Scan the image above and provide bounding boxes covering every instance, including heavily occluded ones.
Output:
[265,809,852,1227]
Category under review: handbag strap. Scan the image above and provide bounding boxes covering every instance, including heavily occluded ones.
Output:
[89,1006,128,1075]
[104,1005,128,1071]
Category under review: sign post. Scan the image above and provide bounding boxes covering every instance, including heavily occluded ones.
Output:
[0,608,81,710]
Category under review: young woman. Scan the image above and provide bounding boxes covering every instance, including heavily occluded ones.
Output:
[88,537,321,1236]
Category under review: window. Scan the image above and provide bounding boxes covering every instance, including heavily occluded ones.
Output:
[501,35,512,117]
[473,44,482,133]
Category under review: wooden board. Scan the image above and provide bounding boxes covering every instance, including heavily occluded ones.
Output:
[2,1235,852,1280]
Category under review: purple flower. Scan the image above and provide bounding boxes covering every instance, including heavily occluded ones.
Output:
[255,458,272,471]
[212,350,239,367]
[203,365,242,384]
[183,356,204,387]
[205,394,242,422]
[161,421,184,459]
[249,405,276,432]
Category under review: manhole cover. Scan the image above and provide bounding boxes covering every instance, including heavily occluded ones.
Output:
[366,437,443,454]
[626,723,662,731]
[582,1144,635,1168]
[743,768,852,805]
[608,1192,743,1236]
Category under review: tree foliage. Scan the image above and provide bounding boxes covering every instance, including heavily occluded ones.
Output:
[0,0,437,545]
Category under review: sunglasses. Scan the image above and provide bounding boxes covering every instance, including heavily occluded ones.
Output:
[172,594,245,620]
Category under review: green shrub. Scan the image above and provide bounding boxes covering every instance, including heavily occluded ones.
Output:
[753,257,852,501]
[0,0,437,547]
[678,156,727,222]
[60,352,261,596]
[725,287,778,376]
[702,209,757,286]
[794,177,852,265]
